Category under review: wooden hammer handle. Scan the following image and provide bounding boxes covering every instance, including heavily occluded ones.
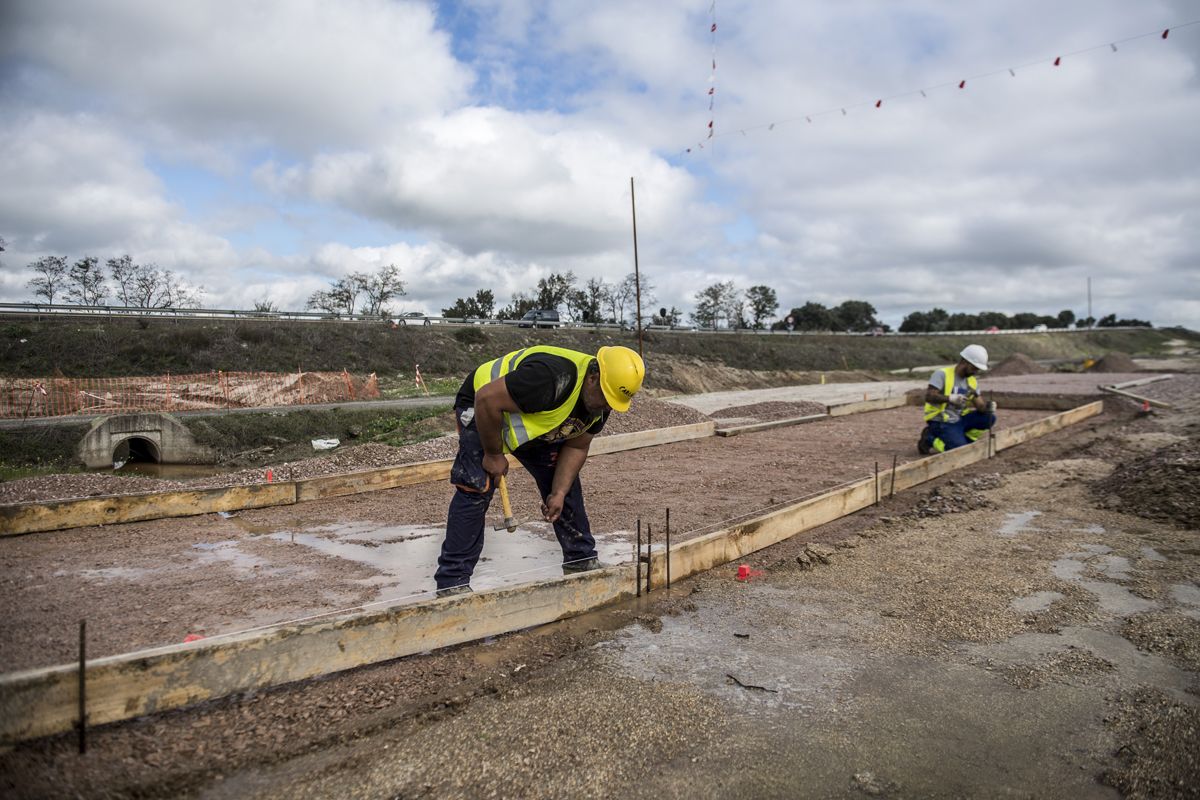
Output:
[497,474,517,531]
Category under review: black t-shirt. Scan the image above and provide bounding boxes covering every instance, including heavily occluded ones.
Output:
[456,353,608,443]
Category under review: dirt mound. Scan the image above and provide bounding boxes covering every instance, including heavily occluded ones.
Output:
[989,353,1048,377]
[1094,440,1200,528]
[1090,352,1142,373]
[710,400,827,421]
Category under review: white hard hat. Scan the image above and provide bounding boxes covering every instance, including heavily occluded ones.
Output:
[960,344,989,371]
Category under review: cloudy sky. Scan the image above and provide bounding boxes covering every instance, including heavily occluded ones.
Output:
[1,1,1197,328]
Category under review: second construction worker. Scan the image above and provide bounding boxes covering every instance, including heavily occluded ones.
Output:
[434,344,646,597]
[919,344,996,454]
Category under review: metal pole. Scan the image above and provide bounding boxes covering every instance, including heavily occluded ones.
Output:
[636,519,642,598]
[874,462,880,505]
[889,454,897,499]
[646,523,652,594]
[78,619,87,755]
[1087,276,1092,325]
[630,177,644,358]
[665,508,671,591]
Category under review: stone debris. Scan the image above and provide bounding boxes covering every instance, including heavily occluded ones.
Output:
[989,352,1048,377]
[805,544,836,565]
[904,474,1003,518]
[1094,440,1200,529]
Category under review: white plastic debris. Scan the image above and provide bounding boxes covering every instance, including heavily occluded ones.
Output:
[311,438,340,450]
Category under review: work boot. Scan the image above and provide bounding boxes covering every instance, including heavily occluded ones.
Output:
[562,557,603,574]
[917,425,932,456]
[436,584,472,598]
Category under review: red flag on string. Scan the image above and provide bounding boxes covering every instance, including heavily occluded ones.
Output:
[1053,56,1061,66]
[711,23,717,32]
[875,99,882,108]
[708,87,714,95]
[958,80,966,89]
[1162,28,1169,39]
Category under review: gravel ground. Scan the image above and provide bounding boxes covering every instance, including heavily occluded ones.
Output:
[707,399,827,422]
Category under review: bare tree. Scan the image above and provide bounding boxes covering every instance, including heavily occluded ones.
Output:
[253,299,278,313]
[26,255,70,304]
[108,255,202,308]
[361,264,405,317]
[66,256,108,306]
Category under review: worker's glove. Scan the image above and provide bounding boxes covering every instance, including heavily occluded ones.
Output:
[947,392,966,406]
[987,400,997,413]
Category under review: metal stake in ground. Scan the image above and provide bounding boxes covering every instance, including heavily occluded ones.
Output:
[636,519,642,598]
[874,462,880,505]
[645,523,653,594]
[78,619,87,755]
[889,454,898,499]
[665,508,671,591]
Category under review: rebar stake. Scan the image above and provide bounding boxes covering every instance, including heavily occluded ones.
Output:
[874,462,880,505]
[646,523,653,594]
[889,454,898,499]
[665,508,671,591]
[78,619,87,755]
[636,519,642,598]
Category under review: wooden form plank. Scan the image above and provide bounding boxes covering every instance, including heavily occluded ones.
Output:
[0,483,296,537]
[588,421,715,455]
[1098,385,1173,409]
[0,569,636,744]
[1110,374,1172,391]
[715,414,827,437]
[827,394,908,417]
[0,422,716,535]
[992,401,1103,450]
[0,403,1100,743]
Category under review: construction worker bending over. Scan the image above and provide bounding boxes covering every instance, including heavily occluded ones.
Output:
[435,345,646,597]
[919,344,996,455]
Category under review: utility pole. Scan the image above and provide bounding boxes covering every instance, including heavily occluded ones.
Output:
[630,176,643,357]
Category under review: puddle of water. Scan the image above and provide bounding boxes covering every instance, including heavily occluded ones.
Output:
[192,540,296,579]
[968,627,1198,708]
[997,511,1042,537]
[266,521,633,601]
[1170,584,1200,620]
[1093,555,1132,580]
[1010,591,1064,613]
[1140,547,1168,563]
[1051,547,1157,617]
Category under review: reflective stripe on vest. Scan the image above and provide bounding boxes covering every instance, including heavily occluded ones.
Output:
[472,345,599,452]
[923,366,979,422]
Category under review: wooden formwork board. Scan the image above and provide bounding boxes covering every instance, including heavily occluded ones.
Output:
[0,422,716,536]
[0,483,296,537]
[0,402,1101,744]
[827,394,908,417]
[0,568,636,744]
[715,414,827,437]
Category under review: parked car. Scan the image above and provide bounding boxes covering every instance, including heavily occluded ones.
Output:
[518,309,560,328]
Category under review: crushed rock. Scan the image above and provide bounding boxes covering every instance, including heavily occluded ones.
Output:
[903,474,1003,518]
[709,400,827,422]
[1093,440,1200,529]
[1102,688,1200,800]
[1090,351,1143,373]
[999,648,1116,690]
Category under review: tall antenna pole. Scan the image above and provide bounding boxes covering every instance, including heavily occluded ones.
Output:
[1087,277,1092,326]
[630,176,644,357]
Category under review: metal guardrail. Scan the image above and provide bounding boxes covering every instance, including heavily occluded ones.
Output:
[0,302,1151,337]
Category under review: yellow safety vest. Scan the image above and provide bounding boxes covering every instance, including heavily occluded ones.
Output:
[923,366,979,423]
[473,346,601,452]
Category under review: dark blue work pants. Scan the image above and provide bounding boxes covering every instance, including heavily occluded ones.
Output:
[927,410,996,451]
[434,407,597,590]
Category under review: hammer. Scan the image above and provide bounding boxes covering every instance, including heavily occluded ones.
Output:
[494,474,518,532]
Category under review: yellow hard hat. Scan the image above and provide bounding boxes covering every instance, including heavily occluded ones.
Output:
[595,346,645,412]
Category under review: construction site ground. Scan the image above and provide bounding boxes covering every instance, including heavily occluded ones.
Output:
[2,371,1199,798]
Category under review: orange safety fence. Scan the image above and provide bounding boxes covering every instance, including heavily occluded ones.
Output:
[0,371,380,419]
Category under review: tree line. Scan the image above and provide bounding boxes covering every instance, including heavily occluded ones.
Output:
[22,252,203,309]
[899,307,1151,332]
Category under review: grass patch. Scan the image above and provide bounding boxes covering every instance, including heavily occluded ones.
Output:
[0,423,94,474]
[377,374,462,399]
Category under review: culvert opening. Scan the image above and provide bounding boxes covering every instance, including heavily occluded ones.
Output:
[113,436,161,468]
